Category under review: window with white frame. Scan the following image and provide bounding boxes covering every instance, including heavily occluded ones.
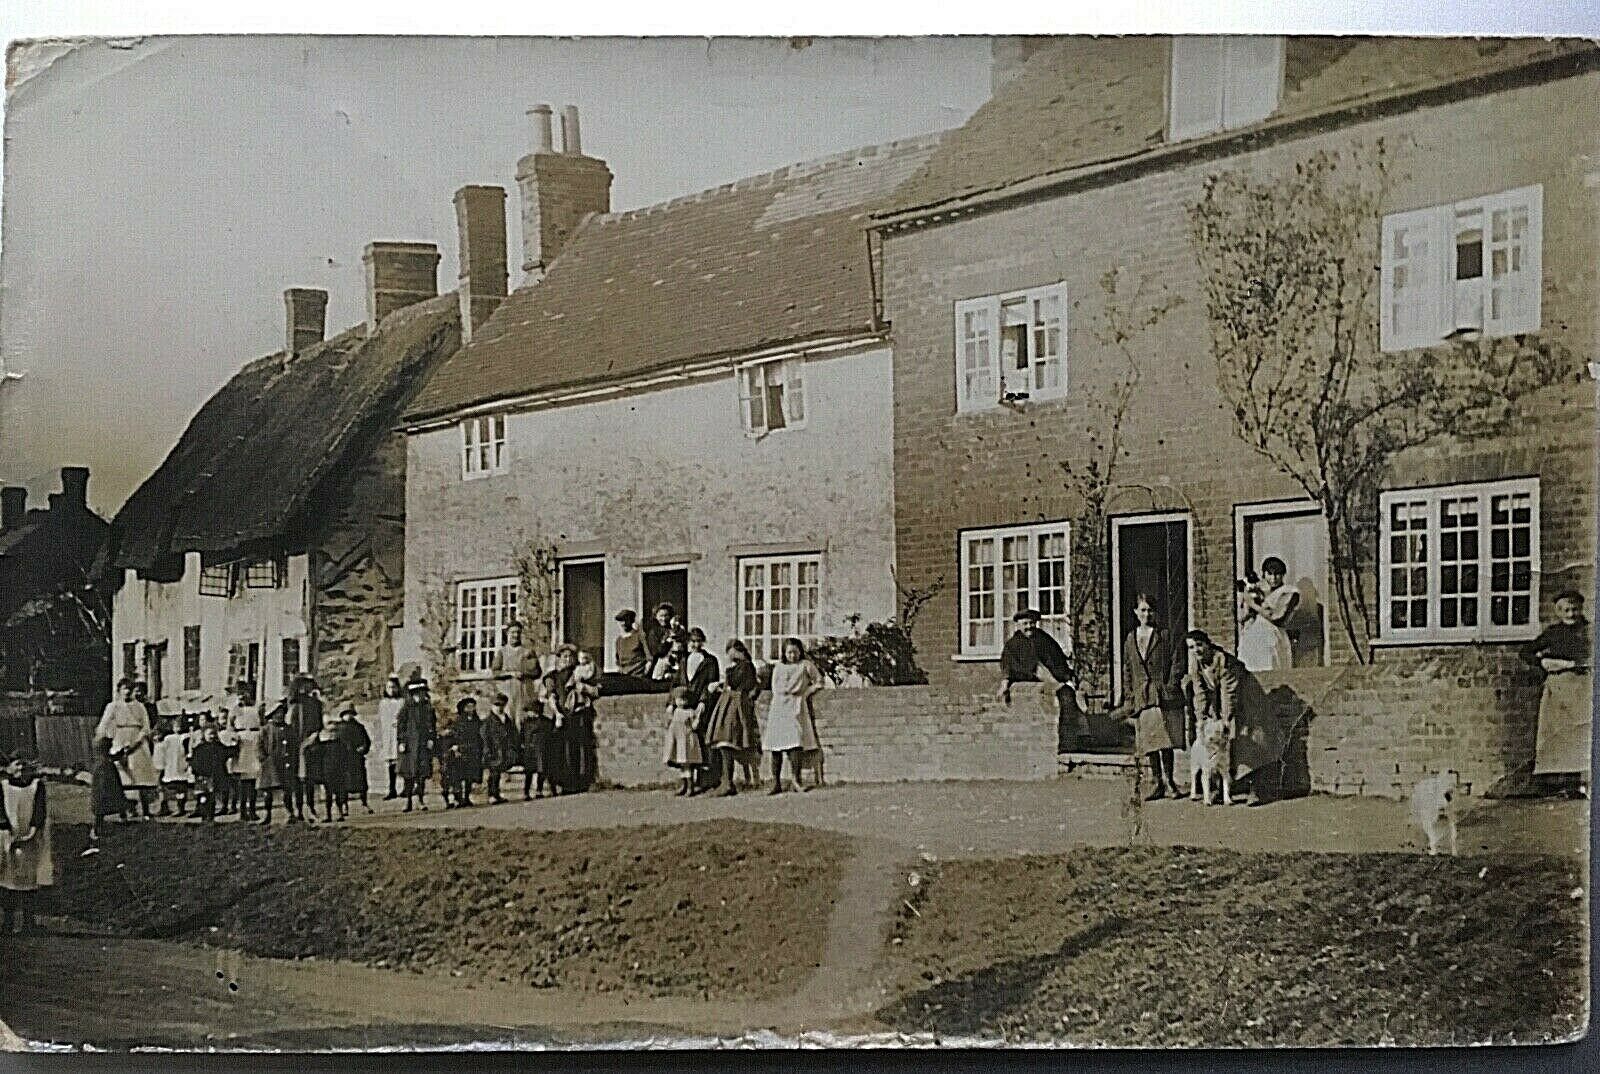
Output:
[460,413,508,478]
[1168,36,1284,141]
[456,577,519,673]
[953,283,1066,412]
[738,554,821,662]
[1379,478,1539,643]
[959,522,1070,656]
[1381,185,1542,351]
[739,357,806,435]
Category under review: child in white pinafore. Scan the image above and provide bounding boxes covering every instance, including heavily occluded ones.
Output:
[661,686,705,796]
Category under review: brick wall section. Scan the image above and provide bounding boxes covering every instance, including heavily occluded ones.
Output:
[586,681,1058,788]
[880,73,1598,791]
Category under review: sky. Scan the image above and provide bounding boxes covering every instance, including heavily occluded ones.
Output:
[0,35,993,516]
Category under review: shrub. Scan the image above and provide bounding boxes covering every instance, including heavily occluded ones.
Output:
[809,614,928,687]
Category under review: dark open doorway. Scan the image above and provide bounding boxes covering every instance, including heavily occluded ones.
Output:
[1110,514,1191,697]
[561,560,606,661]
[640,566,689,626]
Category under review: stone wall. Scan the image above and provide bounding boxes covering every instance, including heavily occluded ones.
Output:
[587,681,1059,788]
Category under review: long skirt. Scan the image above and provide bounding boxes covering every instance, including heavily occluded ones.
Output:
[1533,671,1592,777]
[561,710,597,791]
[1134,704,1186,754]
[92,759,128,818]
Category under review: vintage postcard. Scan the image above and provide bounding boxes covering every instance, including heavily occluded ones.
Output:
[0,33,1591,1051]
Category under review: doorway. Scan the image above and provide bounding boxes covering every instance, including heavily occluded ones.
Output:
[560,560,607,661]
[1234,501,1330,667]
[640,566,689,626]
[1110,513,1192,697]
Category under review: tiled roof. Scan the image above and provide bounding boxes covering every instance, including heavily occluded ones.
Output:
[111,295,461,570]
[880,36,1597,220]
[404,134,944,423]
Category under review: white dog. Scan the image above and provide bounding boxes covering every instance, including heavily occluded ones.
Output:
[1188,717,1233,805]
[1411,772,1459,856]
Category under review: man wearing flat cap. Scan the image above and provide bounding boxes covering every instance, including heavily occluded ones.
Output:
[998,609,1088,751]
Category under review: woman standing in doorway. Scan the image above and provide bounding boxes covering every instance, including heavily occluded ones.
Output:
[1238,557,1298,673]
[763,638,824,795]
[1117,594,1186,800]
[1522,590,1592,797]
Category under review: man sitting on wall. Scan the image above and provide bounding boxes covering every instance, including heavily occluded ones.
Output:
[998,608,1088,752]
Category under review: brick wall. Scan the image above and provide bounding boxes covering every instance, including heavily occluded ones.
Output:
[585,681,1058,788]
[879,73,1598,788]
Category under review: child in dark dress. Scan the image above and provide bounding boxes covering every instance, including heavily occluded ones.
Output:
[519,702,556,800]
[90,737,131,840]
[188,726,233,824]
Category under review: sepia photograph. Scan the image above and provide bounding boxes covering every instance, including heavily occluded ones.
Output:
[0,15,1592,1052]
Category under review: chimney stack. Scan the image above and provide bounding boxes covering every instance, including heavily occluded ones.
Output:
[59,467,89,511]
[1,487,25,532]
[515,104,612,283]
[362,242,441,334]
[529,104,554,153]
[454,185,509,342]
[283,287,329,355]
[560,104,582,155]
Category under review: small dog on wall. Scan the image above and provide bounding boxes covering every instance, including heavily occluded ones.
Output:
[1411,772,1460,856]
[1189,717,1233,805]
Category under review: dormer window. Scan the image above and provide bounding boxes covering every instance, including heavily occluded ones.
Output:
[1168,36,1284,141]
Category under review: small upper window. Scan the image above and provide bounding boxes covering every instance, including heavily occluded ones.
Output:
[244,557,285,590]
[461,413,508,478]
[954,283,1066,413]
[1168,36,1284,141]
[198,562,237,598]
[1381,185,1542,351]
[740,357,807,436]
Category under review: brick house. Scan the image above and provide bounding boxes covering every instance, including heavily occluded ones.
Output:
[0,468,110,695]
[870,37,1597,795]
[398,107,940,679]
[107,249,461,712]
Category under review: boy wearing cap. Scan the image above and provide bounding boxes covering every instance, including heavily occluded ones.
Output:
[999,608,1087,751]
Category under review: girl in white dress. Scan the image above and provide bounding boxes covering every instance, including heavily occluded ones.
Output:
[95,678,159,816]
[376,675,406,800]
[1237,557,1298,672]
[762,637,824,795]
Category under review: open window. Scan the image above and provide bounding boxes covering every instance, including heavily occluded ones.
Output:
[740,356,807,436]
[954,283,1066,413]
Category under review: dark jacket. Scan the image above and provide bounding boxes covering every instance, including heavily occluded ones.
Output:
[454,713,485,775]
[396,695,437,779]
[303,731,352,793]
[189,739,232,783]
[287,695,324,751]
[1001,628,1077,687]
[333,718,371,790]
[615,629,650,677]
[1118,627,1183,715]
[481,712,518,771]
[257,722,293,790]
[673,651,721,711]
[1521,619,1591,669]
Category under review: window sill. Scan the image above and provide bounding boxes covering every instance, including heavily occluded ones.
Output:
[1369,632,1540,649]
[955,393,1067,418]
[460,468,509,482]
[952,653,1000,663]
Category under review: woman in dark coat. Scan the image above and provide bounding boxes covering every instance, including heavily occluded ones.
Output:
[704,639,762,797]
[543,645,598,794]
[397,677,437,813]
[1116,593,1186,800]
[481,694,518,804]
[333,705,373,814]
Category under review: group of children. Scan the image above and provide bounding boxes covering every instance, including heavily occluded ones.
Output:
[91,683,374,838]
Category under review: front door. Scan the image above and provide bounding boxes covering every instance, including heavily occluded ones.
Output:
[561,560,606,661]
[640,567,689,626]
[1111,516,1190,697]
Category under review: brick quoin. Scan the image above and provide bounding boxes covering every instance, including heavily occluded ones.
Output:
[881,74,1598,797]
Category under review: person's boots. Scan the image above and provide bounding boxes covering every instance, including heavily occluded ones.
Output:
[385,764,398,801]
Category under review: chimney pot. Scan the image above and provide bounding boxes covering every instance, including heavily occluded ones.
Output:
[362,242,441,334]
[283,287,329,355]
[560,105,582,155]
[1,486,25,532]
[454,185,509,343]
[59,466,89,511]
[529,104,554,153]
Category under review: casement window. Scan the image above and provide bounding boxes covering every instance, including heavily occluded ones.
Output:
[1379,477,1540,644]
[456,577,519,674]
[182,626,202,692]
[959,522,1070,657]
[244,557,285,590]
[227,642,261,697]
[739,357,806,436]
[281,637,302,698]
[738,554,822,662]
[954,282,1067,413]
[1168,36,1284,141]
[1381,185,1542,351]
[198,562,237,598]
[460,413,508,478]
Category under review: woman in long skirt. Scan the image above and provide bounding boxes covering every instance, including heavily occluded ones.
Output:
[1,756,54,933]
[763,637,824,795]
[705,639,762,796]
[1118,593,1186,800]
[1523,590,1592,796]
[95,679,159,818]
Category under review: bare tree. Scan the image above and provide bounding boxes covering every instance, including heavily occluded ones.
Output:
[1188,140,1570,662]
